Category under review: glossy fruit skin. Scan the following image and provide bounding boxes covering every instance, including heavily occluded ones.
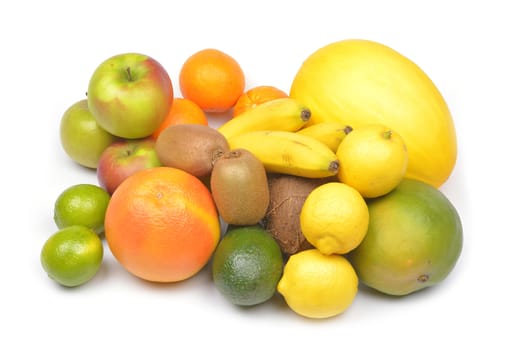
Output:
[299,182,369,255]
[290,39,457,188]
[150,98,208,139]
[41,225,103,287]
[179,48,245,113]
[277,249,358,319]
[232,85,288,117]
[53,184,110,234]
[97,138,162,194]
[336,124,408,198]
[104,167,221,283]
[60,99,119,168]
[212,225,283,306]
[88,53,173,139]
[347,178,463,296]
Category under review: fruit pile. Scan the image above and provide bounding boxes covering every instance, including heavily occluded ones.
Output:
[42,40,463,319]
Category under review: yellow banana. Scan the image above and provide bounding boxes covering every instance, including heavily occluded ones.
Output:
[217,97,311,140]
[227,130,339,178]
[297,121,353,152]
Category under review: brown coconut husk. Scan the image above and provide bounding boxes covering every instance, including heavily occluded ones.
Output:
[262,173,334,256]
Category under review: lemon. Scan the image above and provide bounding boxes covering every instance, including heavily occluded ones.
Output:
[41,225,104,287]
[336,124,408,198]
[53,184,110,234]
[212,225,283,306]
[299,182,369,255]
[277,249,358,319]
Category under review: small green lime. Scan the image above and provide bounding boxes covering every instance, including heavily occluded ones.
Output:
[54,184,110,234]
[41,225,104,287]
[212,225,283,306]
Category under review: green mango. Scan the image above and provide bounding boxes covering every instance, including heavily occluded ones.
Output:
[347,178,463,296]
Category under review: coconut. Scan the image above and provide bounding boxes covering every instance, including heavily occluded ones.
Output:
[262,174,331,255]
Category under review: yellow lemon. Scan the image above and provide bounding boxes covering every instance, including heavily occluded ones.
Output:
[336,124,408,198]
[299,182,369,255]
[290,39,457,188]
[277,249,358,319]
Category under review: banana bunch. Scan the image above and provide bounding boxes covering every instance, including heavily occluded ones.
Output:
[227,130,339,178]
[219,97,353,178]
[217,97,311,139]
[297,121,352,152]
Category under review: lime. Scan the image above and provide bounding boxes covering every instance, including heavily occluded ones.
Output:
[347,178,463,296]
[41,225,104,287]
[300,182,369,255]
[277,249,358,319]
[54,183,110,234]
[212,225,283,306]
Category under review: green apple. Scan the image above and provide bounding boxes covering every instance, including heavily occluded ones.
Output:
[60,99,119,168]
[87,53,174,139]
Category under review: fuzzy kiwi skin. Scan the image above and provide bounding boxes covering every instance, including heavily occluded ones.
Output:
[155,124,229,178]
[211,149,270,226]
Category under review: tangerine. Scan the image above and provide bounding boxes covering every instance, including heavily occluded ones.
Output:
[232,85,288,117]
[150,98,208,139]
[179,48,245,113]
[104,167,221,283]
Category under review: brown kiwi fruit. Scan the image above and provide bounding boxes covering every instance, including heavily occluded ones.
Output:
[210,149,270,226]
[155,124,229,178]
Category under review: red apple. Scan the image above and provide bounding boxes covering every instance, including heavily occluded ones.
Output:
[87,53,173,139]
[97,138,162,194]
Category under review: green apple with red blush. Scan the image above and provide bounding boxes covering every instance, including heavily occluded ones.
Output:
[97,138,162,194]
[87,53,173,139]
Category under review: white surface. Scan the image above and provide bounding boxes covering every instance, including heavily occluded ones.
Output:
[2,1,523,348]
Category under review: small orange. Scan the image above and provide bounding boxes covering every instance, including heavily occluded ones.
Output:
[104,167,221,283]
[150,98,208,139]
[179,48,245,113]
[232,85,288,117]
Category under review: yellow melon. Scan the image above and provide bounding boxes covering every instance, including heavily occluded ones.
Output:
[289,39,457,188]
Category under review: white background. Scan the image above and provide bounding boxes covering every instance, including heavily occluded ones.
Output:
[2,0,523,348]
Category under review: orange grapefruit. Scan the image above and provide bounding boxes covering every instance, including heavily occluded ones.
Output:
[104,167,221,282]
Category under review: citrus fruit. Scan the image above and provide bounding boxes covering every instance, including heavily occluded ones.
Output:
[60,99,119,168]
[232,85,288,117]
[104,167,221,283]
[53,183,110,234]
[336,124,408,198]
[289,39,457,188]
[41,225,104,287]
[347,178,463,296]
[277,249,358,319]
[150,98,208,139]
[300,182,369,255]
[212,225,283,306]
[179,48,245,113]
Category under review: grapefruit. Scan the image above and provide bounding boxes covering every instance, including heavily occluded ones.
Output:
[104,167,221,283]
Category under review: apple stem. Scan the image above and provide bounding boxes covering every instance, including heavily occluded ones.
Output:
[126,67,133,82]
